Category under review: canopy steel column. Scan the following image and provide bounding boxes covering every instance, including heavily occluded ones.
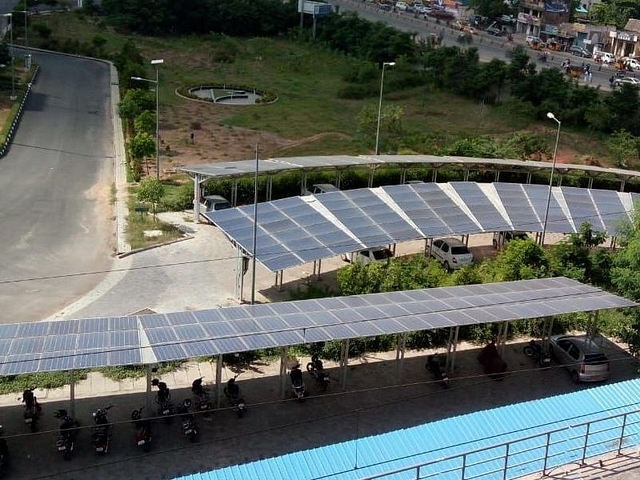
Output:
[279,348,288,398]
[336,170,342,189]
[312,259,322,280]
[445,326,459,372]
[235,248,246,301]
[146,365,153,412]
[526,172,533,184]
[620,177,627,192]
[463,169,470,182]
[432,168,438,182]
[369,167,376,188]
[193,174,203,223]
[69,370,76,418]
[266,175,273,201]
[494,170,500,182]
[340,339,350,391]
[215,355,223,408]
[231,179,239,207]
[301,172,308,195]
[400,168,407,185]
[395,333,407,381]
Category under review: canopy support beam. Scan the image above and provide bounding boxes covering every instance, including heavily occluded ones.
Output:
[340,339,350,391]
[395,333,407,381]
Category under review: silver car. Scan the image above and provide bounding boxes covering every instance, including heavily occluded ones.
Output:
[548,335,610,383]
[430,238,474,270]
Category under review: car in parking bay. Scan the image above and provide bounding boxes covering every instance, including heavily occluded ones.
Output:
[548,335,610,383]
[492,231,529,249]
[612,76,640,88]
[430,238,474,270]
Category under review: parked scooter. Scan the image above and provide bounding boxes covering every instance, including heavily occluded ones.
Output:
[426,355,450,389]
[223,375,246,418]
[53,409,80,461]
[191,377,214,412]
[151,379,173,423]
[306,355,330,392]
[91,405,114,454]
[523,339,551,367]
[289,364,306,401]
[131,407,152,452]
[177,399,198,442]
[20,387,42,432]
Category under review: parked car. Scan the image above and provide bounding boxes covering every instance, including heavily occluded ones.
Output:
[377,3,392,11]
[303,183,340,195]
[548,335,610,383]
[430,238,474,270]
[492,231,529,249]
[395,1,410,11]
[200,194,231,213]
[594,51,616,64]
[428,9,455,20]
[569,45,590,58]
[414,4,431,14]
[525,35,543,46]
[342,246,394,265]
[486,27,503,36]
[612,77,640,88]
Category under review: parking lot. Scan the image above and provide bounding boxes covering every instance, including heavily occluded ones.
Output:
[0,335,637,480]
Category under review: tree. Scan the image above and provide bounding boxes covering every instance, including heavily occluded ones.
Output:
[484,239,548,281]
[546,222,608,285]
[606,130,640,168]
[136,177,165,214]
[118,89,155,134]
[357,104,404,153]
[128,132,156,175]
[134,111,156,136]
[469,0,513,18]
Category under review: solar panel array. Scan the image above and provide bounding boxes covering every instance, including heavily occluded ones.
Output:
[207,182,636,272]
[181,154,640,181]
[0,278,634,374]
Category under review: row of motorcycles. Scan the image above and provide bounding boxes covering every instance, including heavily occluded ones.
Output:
[14,375,248,460]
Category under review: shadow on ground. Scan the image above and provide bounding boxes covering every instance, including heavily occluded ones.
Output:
[2,339,637,480]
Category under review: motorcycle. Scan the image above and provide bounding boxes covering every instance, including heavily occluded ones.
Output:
[289,364,306,401]
[191,377,214,413]
[306,355,330,392]
[53,409,80,461]
[152,379,174,423]
[91,405,114,454]
[223,375,246,418]
[20,387,42,432]
[426,355,450,389]
[177,399,198,442]
[131,407,152,452]
[523,339,551,367]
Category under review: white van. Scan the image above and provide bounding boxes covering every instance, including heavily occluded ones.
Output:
[342,246,394,265]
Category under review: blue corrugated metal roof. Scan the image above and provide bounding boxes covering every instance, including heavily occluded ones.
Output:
[173,380,640,480]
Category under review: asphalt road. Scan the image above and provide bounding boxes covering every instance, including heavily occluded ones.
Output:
[0,51,113,323]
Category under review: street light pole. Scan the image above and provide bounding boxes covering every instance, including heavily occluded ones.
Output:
[131,59,163,179]
[541,112,561,246]
[151,59,163,179]
[374,61,395,155]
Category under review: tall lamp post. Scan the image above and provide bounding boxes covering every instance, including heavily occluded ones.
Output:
[17,9,27,50]
[2,13,15,101]
[131,58,164,179]
[541,112,561,246]
[374,61,395,155]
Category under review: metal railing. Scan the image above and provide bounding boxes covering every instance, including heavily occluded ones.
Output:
[359,409,640,480]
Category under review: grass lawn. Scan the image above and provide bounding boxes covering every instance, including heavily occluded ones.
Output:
[30,11,612,164]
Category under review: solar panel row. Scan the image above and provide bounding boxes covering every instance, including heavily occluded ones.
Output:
[0,278,634,374]
[207,182,635,271]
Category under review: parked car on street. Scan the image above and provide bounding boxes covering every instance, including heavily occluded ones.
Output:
[492,231,529,249]
[377,3,392,11]
[594,51,616,64]
[395,1,410,11]
[486,27,503,36]
[430,238,474,270]
[569,45,590,57]
[548,335,610,383]
[612,77,640,88]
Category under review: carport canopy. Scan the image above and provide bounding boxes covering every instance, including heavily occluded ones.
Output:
[0,277,635,375]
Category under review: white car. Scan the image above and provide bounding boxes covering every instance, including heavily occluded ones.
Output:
[613,77,640,88]
[430,238,474,270]
[594,51,615,64]
[395,1,409,11]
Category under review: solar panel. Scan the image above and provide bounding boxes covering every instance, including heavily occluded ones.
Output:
[561,186,605,232]
[450,182,511,231]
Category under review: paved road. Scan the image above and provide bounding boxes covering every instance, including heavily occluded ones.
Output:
[0,51,113,323]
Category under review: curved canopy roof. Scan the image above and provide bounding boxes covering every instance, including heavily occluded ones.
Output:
[206,182,638,272]
[181,154,640,182]
[0,278,634,375]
